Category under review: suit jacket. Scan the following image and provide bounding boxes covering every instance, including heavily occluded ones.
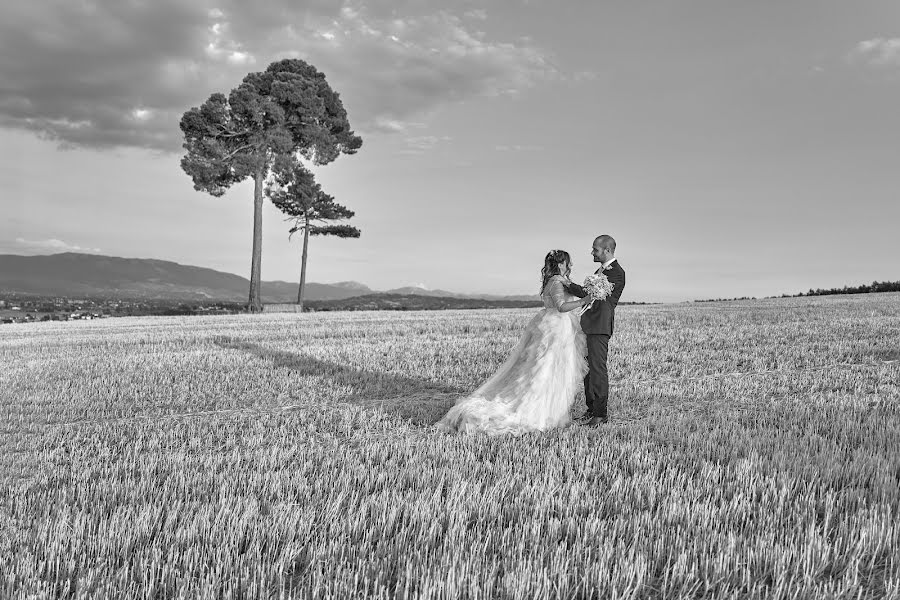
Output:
[565,260,626,336]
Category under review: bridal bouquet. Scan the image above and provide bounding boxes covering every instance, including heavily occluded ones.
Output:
[579,273,615,315]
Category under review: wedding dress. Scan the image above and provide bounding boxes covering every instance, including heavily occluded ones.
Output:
[436,275,588,434]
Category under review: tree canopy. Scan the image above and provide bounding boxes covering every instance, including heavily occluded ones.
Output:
[269,158,360,238]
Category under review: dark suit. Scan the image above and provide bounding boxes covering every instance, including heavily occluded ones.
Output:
[565,260,626,419]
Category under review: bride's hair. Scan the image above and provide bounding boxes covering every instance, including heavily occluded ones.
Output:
[540,249,571,294]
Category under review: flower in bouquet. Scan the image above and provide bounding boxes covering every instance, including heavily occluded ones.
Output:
[579,273,615,315]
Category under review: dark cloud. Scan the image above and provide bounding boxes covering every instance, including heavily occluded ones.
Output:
[0,1,213,150]
[0,1,555,152]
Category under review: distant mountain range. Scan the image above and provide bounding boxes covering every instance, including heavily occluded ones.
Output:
[303,294,543,312]
[0,253,538,303]
[379,286,537,302]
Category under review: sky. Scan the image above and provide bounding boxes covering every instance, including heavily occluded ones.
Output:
[1,0,898,302]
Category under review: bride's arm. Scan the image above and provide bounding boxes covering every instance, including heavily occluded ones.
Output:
[558,297,589,313]
[549,278,590,313]
[564,281,587,298]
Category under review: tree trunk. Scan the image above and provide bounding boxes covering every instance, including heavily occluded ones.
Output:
[297,215,310,310]
[248,170,264,312]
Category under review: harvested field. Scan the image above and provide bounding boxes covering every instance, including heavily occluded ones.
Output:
[2,293,898,599]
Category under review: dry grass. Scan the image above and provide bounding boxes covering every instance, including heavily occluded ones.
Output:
[1,293,898,599]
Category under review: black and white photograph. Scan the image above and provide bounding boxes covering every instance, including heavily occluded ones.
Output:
[1,0,899,598]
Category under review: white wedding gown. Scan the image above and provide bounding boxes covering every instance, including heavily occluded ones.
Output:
[436,275,588,434]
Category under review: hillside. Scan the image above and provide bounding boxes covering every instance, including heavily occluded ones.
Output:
[0,253,371,302]
[0,253,539,303]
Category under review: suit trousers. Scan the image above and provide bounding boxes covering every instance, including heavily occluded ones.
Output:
[584,334,610,418]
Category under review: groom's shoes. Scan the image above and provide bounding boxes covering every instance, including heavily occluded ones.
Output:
[574,411,594,424]
[584,416,608,427]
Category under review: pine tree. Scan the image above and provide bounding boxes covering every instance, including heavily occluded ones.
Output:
[268,159,361,309]
[179,59,361,311]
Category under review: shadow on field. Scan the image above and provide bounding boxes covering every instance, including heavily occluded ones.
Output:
[213,338,465,426]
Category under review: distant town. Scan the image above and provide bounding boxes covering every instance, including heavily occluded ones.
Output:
[0,293,544,323]
[0,295,245,324]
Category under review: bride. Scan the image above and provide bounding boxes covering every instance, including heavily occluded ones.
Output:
[436,250,590,434]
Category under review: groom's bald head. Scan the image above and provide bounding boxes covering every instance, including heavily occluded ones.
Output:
[594,235,616,253]
[591,235,615,263]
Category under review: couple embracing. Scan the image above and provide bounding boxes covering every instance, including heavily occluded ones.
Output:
[437,235,626,435]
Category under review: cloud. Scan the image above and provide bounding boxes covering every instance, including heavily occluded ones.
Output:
[14,238,102,254]
[495,143,542,152]
[0,1,556,152]
[849,37,900,67]
[274,4,556,137]
[370,116,425,134]
[401,134,452,154]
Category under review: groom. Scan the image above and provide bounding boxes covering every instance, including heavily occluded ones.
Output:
[565,235,626,426]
